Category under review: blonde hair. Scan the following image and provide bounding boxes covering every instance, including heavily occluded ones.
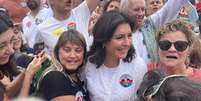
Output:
[156,20,201,68]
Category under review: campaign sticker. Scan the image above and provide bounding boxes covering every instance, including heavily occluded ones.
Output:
[75,91,84,101]
[119,74,133,87]
[67,22,76,30]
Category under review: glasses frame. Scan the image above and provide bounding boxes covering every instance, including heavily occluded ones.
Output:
[158,40,190,52]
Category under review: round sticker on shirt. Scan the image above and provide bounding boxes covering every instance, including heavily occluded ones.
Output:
[67,22,76,30]
[119,74,133,87]
[75,91,84,101]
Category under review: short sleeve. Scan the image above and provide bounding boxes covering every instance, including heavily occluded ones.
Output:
[73,1,90,23]
[40,71,75,100]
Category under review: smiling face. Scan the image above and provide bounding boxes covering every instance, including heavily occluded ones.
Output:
[12,26,22,51]
[105,23,132,61]
[0,29,15,65]
[146,0,164,16]
[58,42,84,71]
[128,0,146,28]
[159,31,190,68]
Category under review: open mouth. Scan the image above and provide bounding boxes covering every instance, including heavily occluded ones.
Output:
[166,56,177,59]
[66,60,80,64]
[118,48,129,53]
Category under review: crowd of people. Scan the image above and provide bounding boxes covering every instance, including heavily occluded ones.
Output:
[0,0,201,101]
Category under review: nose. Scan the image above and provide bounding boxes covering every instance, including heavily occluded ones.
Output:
[68,50,77,58]
[122,37,131,46]
[168,44,177,52]
[138,9,144,16]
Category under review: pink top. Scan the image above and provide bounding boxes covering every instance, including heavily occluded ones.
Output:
[188,68,201,82]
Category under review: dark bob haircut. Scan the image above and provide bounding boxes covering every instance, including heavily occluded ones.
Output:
[88,10,136,68]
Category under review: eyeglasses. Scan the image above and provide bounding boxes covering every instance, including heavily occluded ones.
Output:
[158,40,189,52]
[142,75,185,100]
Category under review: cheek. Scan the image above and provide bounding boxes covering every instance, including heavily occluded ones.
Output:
[58,53,64,62]
[178,52,188,61]
[0,51,4,58]
[58,50,66,61]
[105,43,116,52]
[78,54,84,61]
[128,9,136,16]
[159,50,166,59]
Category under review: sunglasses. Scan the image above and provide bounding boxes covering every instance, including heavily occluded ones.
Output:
[143,75,185,100]
[158,40,189,52]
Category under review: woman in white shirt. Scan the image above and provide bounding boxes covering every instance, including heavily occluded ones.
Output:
[85,11,147,101]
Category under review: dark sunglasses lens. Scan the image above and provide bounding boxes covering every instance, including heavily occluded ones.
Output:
[158,41,171,51]
[174,41,189,52]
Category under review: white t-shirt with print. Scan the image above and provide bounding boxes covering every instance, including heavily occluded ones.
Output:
[36,1,92,54]
[85,56,147,101]
[22,7,53,48]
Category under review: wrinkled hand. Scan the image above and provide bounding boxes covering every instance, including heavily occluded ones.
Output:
[26,51,47,79]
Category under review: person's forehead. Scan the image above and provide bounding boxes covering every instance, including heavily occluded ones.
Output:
[129,0,146,7]
[160,31,187,40]
[0,29,14,42]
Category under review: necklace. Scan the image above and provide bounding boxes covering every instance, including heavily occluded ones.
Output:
[62,70,79,87]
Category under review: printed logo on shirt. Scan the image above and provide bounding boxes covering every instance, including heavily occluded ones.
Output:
[67,22,76,30]
[75,91,84,101]
[119,74,133,87]
[52,28,65,38]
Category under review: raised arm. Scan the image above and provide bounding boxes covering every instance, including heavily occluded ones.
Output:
[86,0,100,13]
[19,51,46,97]
[150,0,190,29]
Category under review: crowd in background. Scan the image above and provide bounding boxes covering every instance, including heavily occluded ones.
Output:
[0,0,201,101]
